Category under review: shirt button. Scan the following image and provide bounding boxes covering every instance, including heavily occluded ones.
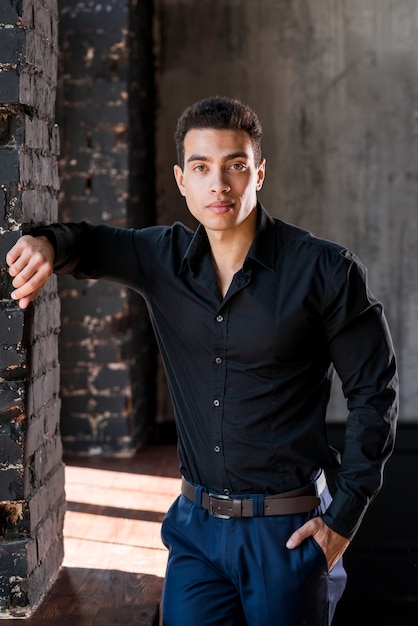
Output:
[213,399,220,407]
[215,357,222,364]
[214,445,221,453]
[216,315,224,322]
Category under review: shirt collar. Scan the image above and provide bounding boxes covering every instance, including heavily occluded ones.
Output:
[245,202,276,272]
[180,202,276,275]
[180,223,209,275]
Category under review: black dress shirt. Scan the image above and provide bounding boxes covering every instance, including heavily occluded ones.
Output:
[35,204,398,540]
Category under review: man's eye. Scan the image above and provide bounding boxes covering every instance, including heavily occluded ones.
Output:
[193,164,206,172]
[230,163,245,170]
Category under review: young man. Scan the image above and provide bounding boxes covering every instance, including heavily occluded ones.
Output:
[6,97,398,625]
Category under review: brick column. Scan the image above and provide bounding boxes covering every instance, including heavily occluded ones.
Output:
[57,0,157,456]
[0,0,63,617]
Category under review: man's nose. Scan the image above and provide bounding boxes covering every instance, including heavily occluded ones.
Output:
[210,171,231,194]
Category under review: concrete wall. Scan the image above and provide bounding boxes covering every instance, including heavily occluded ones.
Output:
[0,0,64,616]
[156,0,418,422]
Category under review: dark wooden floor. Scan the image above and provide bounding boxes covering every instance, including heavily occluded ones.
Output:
[2,445,181,625]
[2,443,416,624]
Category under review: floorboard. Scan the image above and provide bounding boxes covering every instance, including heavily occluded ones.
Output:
[0,445,181,624]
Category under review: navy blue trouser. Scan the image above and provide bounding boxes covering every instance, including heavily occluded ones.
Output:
[160,482,347,625]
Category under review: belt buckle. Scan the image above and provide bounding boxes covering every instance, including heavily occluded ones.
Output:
[208,493,231,519]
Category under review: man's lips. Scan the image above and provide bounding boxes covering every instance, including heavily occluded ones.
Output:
[207,201,234,213]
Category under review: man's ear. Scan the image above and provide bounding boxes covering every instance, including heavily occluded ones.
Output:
[173,164,186,196]
[256,158,266,192]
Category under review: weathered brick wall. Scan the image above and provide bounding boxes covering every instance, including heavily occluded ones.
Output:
[0,0,63,617]
[57,0,157,456]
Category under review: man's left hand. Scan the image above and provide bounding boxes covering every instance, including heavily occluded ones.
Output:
[286,517,350,571]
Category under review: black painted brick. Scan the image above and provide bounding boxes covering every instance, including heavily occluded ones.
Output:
[0,68,20,102]
[26,533,65,611]
[0,305,24,347]
[92,364,129,391]
[60,394,127,419]
[0,27,26,63]
[0,466,24,500]
[60,414,92,438]
[28,463,65,532]
[0,539,29,585]
[32,439,63,491]
[99,415,132,438]
[58,320,96,342]
[24,416,46,462]
[0,433,23,465]
[44,396,61,437]
[0,149,19,183]
[0,2,19,24]
[35,503,66,568]
[93,394,127,415]
[0,231,20,265]
[92,343,120,362]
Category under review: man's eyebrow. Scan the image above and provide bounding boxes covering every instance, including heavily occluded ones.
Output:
[186,151,249,164]
[186,154,211,163]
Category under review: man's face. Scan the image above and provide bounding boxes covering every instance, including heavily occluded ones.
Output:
[174,128,265,235]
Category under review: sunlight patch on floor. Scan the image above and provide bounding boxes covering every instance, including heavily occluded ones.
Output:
[63,464,181,577]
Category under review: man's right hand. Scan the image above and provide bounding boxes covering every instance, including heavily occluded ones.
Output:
[6,235,55,309]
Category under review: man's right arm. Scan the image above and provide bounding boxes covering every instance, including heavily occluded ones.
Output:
[6,235,55,309]
[7,220,173,308]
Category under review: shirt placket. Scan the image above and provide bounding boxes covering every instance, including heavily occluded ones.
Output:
[210,305,230,491]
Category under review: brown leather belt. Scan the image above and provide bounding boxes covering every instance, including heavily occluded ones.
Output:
[181,474,325,519]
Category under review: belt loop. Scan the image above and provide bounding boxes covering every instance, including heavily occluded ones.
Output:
[253,494,265,516]
[194,484,204,507]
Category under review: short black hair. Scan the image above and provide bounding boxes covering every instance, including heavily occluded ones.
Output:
[174,96,263,169]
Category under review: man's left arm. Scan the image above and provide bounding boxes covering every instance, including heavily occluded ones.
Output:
[287,250,398,568]
[321,253,398,540]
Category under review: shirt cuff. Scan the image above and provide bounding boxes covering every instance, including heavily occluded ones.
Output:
[321,489,369,540]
